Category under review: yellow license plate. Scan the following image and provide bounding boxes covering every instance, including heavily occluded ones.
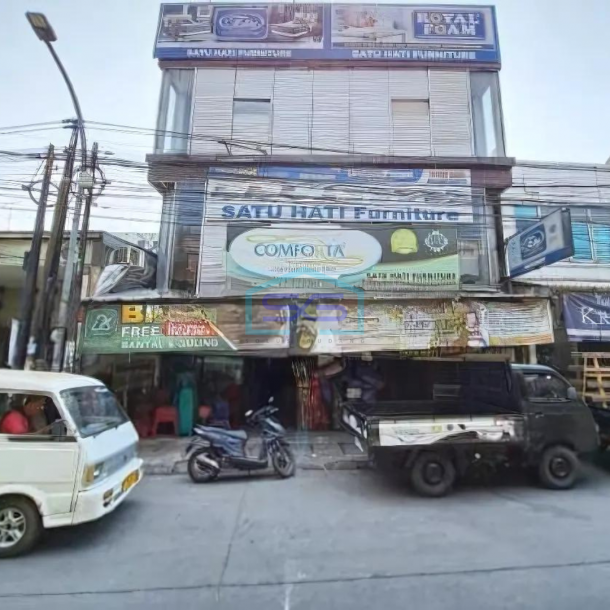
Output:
[122,470,139,492]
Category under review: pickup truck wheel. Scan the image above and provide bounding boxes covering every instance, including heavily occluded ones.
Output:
[538,446,579,490]
[0,497,42,559]
[410,452,456,497]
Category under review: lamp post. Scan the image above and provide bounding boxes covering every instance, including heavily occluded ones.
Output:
[25,12,92,370]
[25,12,87,169]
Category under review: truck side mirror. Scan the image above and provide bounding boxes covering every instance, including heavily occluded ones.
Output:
[567,387,578,401]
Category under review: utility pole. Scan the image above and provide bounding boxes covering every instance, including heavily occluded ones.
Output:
[26,127,78,369]
[53,140,94,372]
[62,142,99,372]
[12,144,55,369]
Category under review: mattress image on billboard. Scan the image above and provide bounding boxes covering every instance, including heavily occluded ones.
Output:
[157,3,324,48]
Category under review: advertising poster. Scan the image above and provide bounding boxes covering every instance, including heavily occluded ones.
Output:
[155,3,500,65]
[563,293,610,342]
[205,166,473,224]
[81,303,290,354]
[293,299,554,354]
[225,224,459,292]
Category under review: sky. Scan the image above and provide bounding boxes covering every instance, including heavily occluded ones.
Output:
[1,0,609,232]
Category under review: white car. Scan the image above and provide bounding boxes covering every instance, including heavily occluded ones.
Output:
[0,371,142,557]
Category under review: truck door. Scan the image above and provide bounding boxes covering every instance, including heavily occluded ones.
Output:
[521,372,581,452]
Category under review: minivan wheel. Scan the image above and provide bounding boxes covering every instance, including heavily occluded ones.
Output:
[538,446,579,490]
[410,452,456,497]
[0,497,42,559]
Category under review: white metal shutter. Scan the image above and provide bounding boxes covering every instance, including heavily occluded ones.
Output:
[198,223,228,296]
[191,68,236,155]
[391,100,431,156]
[429,70,473,156]
[271,70,313,154]
[389,69,429,100]
[232,69,274,154]
[312,70,350,154]
[349,70,391,154]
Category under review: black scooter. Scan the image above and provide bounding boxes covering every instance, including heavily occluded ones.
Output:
[186,399,296,482]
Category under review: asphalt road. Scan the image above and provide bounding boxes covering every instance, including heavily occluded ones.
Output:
[4,464,610,610]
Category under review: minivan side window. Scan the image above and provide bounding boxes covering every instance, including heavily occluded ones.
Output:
[0,393,61,437]
[523,374,570,400]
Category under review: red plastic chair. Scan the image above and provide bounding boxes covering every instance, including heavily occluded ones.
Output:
[150,405,178,436]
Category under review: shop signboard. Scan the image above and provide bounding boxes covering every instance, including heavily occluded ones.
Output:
[563,293,610,341]
[507,209,574,278]
[292,299,554,354]
[81,303,290,354]
[226,224,459,291]
[205,166,473,224]
[155,3,500,66]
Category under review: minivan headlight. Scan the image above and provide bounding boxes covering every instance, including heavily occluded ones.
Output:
[83,462,106,485]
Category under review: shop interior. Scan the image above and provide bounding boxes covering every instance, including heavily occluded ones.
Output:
[81,349,517,437]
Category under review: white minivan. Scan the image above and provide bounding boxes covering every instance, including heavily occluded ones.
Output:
[0,370,142,557]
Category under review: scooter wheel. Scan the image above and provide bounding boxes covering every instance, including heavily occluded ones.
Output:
[272,445,296,478]
[188,450,219,483]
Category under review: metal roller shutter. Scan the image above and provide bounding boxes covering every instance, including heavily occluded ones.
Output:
[349,70,391,155]
[312,70,350,154]
[191,68,236,155]
[272,70,313,154]
[429,70,473,156]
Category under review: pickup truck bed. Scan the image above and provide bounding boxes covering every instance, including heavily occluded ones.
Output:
[342,400,525,448]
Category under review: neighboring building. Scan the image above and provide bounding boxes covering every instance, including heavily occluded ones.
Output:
[0,231,154,364]
[80,3,557,431]
[502,162,610,375]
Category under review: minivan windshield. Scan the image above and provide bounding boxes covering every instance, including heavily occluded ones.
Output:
[60,386,128,437]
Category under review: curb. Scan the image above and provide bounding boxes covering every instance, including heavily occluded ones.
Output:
[143,458,369,475]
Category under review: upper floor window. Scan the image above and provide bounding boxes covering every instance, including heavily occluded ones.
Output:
[231,99,271,153]
[470,72,505,157]
[155,69,194,154]
[514,204,610,264]
[391,99,431,156]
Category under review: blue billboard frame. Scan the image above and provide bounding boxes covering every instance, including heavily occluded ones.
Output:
[154,3,501,66]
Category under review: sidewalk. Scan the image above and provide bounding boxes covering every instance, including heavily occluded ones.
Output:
[139,430,369,475]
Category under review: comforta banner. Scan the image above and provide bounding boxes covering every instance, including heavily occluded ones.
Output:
[81,303,290,354]
[155,3,500,66]
[291,299,554,354]
[226,224,459,291]
[563,293,610,342]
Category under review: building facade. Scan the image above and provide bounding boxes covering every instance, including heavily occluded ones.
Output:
[502,162,610,400]
[81,3,558,431]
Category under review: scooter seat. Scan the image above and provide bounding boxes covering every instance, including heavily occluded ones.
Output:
[198,425,247,440]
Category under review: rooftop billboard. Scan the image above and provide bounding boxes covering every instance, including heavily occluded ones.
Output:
[154,3,500,66]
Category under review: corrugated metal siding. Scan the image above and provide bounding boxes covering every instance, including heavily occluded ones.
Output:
[271,70,313,154]
[389,69,429,100]
[234,69,274,99]
[349,70,391,154]
[191,69,235,155]
[429,70,473,156]
[391,100,431,156]
[199,223,228,292]
[312,71,350,154]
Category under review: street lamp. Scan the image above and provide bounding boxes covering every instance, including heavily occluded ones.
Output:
[25,12,86,168]
[25,12,90,371]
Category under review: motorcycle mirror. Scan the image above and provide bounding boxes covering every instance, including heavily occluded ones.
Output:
[245,410,253,417]
[269,397,274,404]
